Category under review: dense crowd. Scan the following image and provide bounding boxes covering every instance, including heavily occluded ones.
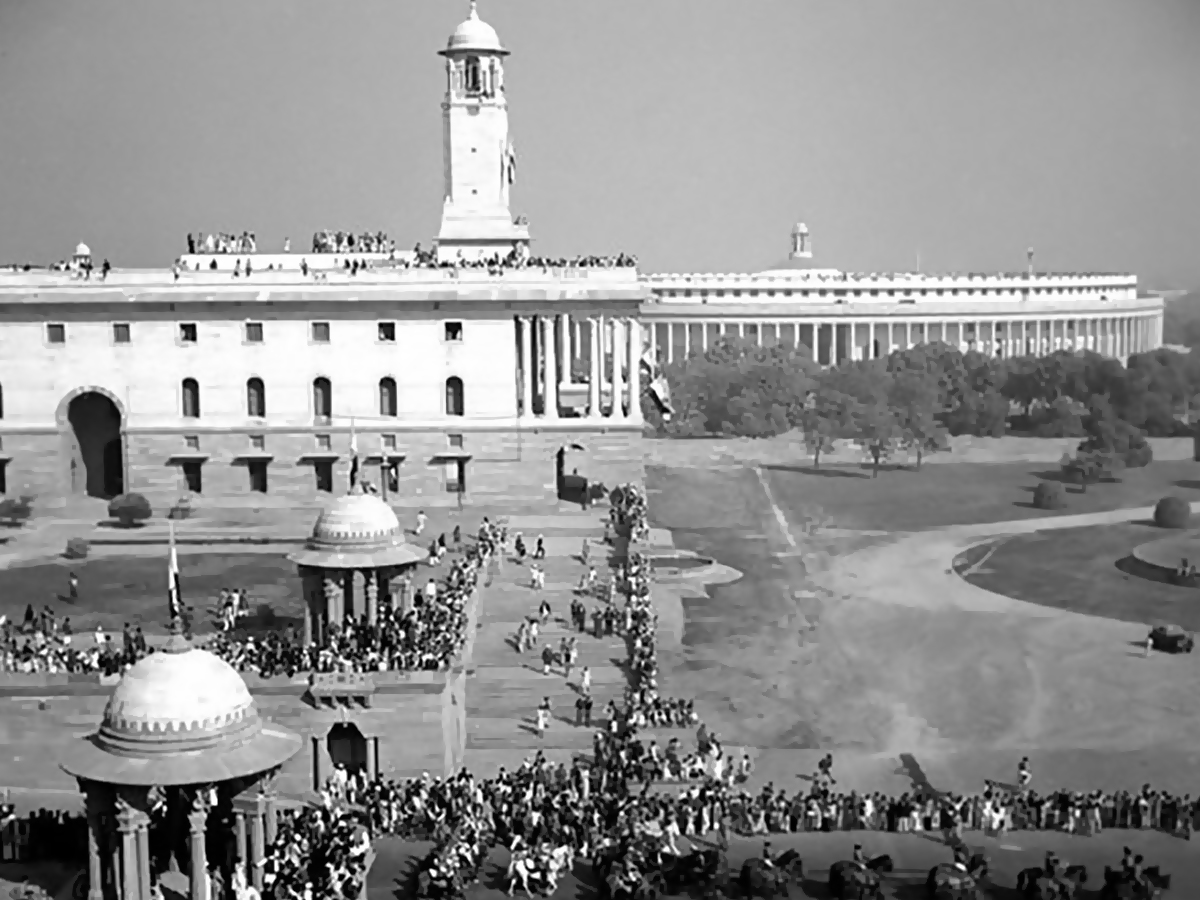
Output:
[187,232,259,255]
[311,231,393,254]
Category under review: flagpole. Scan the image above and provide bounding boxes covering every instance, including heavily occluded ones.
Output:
[349,418,360,492]
[380,433,389,504]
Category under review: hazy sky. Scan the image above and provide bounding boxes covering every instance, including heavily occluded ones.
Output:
[1,1,1197,287]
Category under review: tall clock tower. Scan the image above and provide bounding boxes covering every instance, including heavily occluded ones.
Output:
[435,1,531,263]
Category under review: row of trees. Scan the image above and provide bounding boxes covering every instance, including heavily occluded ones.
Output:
[641,337,1180,475]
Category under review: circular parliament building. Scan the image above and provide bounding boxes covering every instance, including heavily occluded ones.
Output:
[0,2,1164,509]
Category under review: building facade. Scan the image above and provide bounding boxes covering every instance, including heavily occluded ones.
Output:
[641,222,1164,367]
[0,3,644,507]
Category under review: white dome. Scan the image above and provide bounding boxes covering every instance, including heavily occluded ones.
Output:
[102,647,255,738]
[311,492,402,546]
[444,1,506,54]
[74,242,91,257]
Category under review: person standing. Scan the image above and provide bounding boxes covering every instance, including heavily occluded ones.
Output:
[68,572,79,602]
[536,697,552,738]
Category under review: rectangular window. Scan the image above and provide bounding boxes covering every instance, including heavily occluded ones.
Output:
[182,461,203,494]
[245,322,264,343]
[249,434,265,451]
[46,324,66,345]
[382,433,397,450]
[444,321,463,342]
[378,322,396,342]
[0,460,7,495]
[248,460,269,494]
[311,321,331,343]
[448,434,464,448]
[179,323,198,344]
[112,323,131,344]
[315,434,332,451]
[184,435,200,451]
[314,460,334,493]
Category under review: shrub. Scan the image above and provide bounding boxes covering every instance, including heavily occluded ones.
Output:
[64,537,89,560]
[1033,481,1067,511]
[1154,496,1191,529]
[107,493,152,527]
[1124,441,1153,468]
[0,495,35,527]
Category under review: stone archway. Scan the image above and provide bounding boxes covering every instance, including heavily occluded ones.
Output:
[62,390,125,498]
[327,723,367,775]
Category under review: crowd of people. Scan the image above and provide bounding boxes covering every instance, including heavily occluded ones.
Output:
[311,231,393,254]
[187,232,260,255]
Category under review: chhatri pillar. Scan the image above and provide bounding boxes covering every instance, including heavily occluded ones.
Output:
[289,488,425,647]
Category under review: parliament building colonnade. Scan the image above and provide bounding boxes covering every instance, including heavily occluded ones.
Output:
[648,313,1164,367]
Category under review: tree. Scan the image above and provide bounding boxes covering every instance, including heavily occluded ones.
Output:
[889,370,947,470]
[108,493,153,528]
[799,387,857,468]
[853,397,904,477]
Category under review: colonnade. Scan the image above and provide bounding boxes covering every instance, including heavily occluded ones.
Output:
[649,314,1164,367]
[516,314,642,423]
[299,566,405,646]
[80,775,278,900]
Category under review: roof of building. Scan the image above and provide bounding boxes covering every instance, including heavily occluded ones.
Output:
[60,632,300,786]
[289,489,426,569]
[443,1,506,55]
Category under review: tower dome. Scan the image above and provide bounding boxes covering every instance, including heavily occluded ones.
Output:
[74,242,91,258]
[60,637,300,785]
[443,1,507,55]
[289,491,425,569]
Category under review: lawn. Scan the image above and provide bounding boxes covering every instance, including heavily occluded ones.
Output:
[760,458,1200,532]
[958,521,1200,631]
[0,553,301,635]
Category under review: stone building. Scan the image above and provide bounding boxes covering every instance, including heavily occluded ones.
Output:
[0,2,644,508]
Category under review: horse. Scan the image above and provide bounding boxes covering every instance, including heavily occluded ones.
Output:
[739,849,803,899]
[828,855,894,900]
[507,845,573,897]
[1100,866,1172,900]
[926,853,990,900]
[1016,864,1089,899]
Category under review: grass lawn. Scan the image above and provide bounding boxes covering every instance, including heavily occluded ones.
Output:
[958,521,1200,631]
[761,458,1200,531]
[0,553,301,635]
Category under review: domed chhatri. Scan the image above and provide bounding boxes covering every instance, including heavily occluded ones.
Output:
[74,242,91,258]
[289,490,425,569]
[443,0,507,55]
[60,637,300,786]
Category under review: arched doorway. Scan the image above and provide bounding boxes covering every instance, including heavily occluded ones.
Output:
[66,392,124,498]
[327,723,367,775]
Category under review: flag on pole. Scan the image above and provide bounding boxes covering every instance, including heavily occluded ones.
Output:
[349,419,360,490]
[168,521,181,619]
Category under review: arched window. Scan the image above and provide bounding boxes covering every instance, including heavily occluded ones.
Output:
[246,377,266,418]
[379,377,397,418]
[313,377,332,422]
[181,378,200,418]
[445,376,464,417]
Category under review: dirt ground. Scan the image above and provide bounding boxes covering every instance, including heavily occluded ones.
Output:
[647,464,1200,799]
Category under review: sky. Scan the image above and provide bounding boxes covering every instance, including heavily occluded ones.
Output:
[0,0,1198,287]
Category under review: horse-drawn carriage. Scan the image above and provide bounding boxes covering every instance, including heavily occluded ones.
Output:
[1149,623,1194,654]
[1016,862,1088,899]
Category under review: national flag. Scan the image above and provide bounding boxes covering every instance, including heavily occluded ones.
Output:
[349,419,360,489]
[168,522,181,618]
[640,347,674,420]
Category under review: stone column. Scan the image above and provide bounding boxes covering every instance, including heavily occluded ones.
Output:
[588,319,602,418]
[573,319,583,377]
[136,816,151,900]
[344,571,358,623]
[1034,319,1042,356]
[519,317,533,418]
[322,571,341,636]
[81,782,106,900]
[234,807,248,869]
[559,313,571,383]
[364,570,379,627]
[116,805,140,900]
[867,321,876,360]
[250,798,266,892]
[542,315,559,419]
[366,736,378,779]
[627,319,643,425]
[611,318,626,419]
[188,790,211,900]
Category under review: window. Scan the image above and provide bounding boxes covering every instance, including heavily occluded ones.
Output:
[46,324,66,345]
[184,435,200,451]
[112,323,131,344]
[246,377,266,418]
[249,434,265,451]
[444,321,463,342]
[315,434,332,451]
[182,461,203,494]
[378,322,396,342]
[448,434,464,448]
[445,376,464,417]
[179,323,197,344]
[245,322,264,343]
[248,460,268,494]
[181,378,201,418]
[0,460,6,495]
[314,460,334,493]
[379,377,397,417]
[313,377,332,422]
[0,382,3,419]
[311,322,330,343]
[382,433,397,450]
[464,57,481,94]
